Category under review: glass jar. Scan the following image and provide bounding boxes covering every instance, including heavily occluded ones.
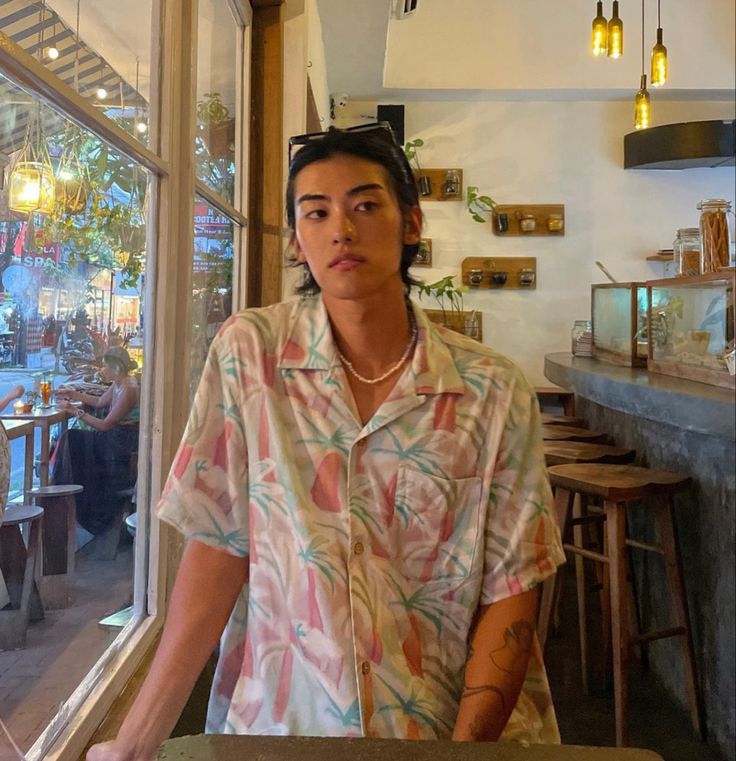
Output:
[571,320,593,356]
[673,228,701,277]
[698,199,734,273]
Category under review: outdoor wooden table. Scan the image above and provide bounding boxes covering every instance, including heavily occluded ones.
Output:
[0,418,36,502]
[158,736,664,761]
[0,406,74,487]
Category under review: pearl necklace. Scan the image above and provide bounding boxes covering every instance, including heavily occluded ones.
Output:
[337,318,418,385]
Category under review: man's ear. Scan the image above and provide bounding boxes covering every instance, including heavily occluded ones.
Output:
[290,232,306,263]
[402,206,423,245]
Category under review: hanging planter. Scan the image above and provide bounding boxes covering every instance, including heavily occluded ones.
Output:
[196,92,235,160]
[55,125,91,214]
[9,109,56,215]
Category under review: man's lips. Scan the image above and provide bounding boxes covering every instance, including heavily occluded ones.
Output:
[329,254,365,270]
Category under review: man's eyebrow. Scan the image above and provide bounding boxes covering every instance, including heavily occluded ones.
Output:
[347,183,385,196]
[296,183,386,205]
[296,193,327,204]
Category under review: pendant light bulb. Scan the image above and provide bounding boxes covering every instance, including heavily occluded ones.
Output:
[135,121,148,134]
[592,1,608,56]
[46,45,59,60]
[608,0,624,58]
[651,27,667,86]
[96,85,108,100]
[634,74,650,130]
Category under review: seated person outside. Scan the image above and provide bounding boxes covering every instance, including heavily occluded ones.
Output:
[53,347,140,536]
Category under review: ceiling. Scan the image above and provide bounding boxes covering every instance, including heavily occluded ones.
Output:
[315,0,389,98]
[0,0,147,156]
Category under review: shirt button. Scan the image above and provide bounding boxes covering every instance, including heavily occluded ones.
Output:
[354,541,364,555]
[361,660,370,675]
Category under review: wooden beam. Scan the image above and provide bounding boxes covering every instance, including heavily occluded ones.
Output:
[247,3,284,306]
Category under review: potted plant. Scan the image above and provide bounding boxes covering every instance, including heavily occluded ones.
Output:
[403,138,432,197]
[196,92,235,160]
[466,185,498,223]
[417,275,472,334]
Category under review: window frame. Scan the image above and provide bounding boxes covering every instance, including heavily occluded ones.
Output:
[0,0,252,757]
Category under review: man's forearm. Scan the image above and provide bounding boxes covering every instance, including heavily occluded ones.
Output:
[112,540,248,757]
[452,588,539,742]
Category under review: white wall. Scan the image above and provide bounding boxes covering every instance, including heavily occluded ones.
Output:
[306,0,331,126]
[342,98,735,384]
[384,0,736,93]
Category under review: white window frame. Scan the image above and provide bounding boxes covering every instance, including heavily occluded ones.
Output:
[0,0,251,757]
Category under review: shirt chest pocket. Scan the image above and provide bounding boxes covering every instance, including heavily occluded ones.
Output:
[391,467,483,583]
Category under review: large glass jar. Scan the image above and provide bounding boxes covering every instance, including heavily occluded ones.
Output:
[698,199,734,273]
[673,228,701,277]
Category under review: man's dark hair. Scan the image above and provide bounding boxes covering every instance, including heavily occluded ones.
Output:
[286,126,423,296]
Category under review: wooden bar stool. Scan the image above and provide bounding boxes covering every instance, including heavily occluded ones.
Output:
[0,504,44,649]
[30,484,83,610]
[546,463,702,747]
[535,385,575,415]
[538,442,636,649]
[542,424,607,444]
[541,413,587,428]
[544,441,636,467]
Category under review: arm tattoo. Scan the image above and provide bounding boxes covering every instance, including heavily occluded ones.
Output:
[460,618,535,712]
[490,619,534,674]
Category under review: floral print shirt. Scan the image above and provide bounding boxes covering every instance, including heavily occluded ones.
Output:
[157,295,565,743]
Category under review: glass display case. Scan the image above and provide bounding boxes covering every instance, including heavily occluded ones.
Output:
[591,283,648,367]
[646,269,735,389]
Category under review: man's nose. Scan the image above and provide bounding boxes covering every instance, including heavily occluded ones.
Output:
[332,213,355,243]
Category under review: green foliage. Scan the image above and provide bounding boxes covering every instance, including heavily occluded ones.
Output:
[403,138,425,171]
[196,92,231,125]
[466,185,498,224]
[36,129,147,289]
[417,275,467,320]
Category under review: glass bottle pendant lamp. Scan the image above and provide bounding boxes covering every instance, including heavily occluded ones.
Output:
[634,76,650,130]
[650,1,667,86]
[592,1,608,56]
[651,28,667,86]
[607,0,624,58]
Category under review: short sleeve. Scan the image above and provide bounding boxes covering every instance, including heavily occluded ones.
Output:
[157,327,249,556]
[480,372,565,605]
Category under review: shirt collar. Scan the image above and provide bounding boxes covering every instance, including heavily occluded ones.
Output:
[278,295,465,396]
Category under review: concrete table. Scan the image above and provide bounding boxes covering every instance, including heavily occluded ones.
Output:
[158,736,664,761]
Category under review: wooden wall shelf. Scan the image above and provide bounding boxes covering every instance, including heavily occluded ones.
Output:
[491,204,565,236]
[413,168,463,201]
[461,256,537,290]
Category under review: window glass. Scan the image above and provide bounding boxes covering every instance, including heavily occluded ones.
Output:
[0,0,154,146]
[0,71,150,754]
[195,0,241,204]
[191,198,234,396]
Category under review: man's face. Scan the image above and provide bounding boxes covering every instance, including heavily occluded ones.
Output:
[291,154,420,302]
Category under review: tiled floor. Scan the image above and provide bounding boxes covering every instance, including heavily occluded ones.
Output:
[545,570,726,761]
[0,544,133,756]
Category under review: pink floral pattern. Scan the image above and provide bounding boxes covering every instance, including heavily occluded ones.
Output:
[157,296,565,742]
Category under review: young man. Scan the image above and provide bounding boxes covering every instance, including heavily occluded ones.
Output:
[88,126,563,761]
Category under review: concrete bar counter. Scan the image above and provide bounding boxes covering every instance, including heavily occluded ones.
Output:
[545,353,735,760]
[158,735,664,760]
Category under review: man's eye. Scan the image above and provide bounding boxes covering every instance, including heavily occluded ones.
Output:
[304,208,327,219]
[356,200,377,211]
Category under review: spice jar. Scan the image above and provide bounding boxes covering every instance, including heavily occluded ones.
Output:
[519,213,536,233]
[547,213,564,232]
[673,228,701,277]
[698,199,734,273]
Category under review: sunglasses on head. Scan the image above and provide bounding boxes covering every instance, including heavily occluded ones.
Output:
[287,121,401,166]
